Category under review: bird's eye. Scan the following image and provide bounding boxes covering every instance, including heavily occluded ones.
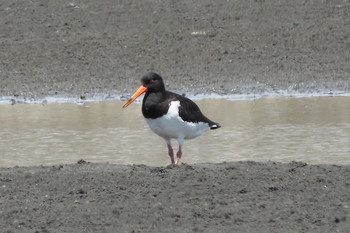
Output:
[150,79,154,83]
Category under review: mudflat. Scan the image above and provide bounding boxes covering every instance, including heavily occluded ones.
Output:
[1,0,350,232]
[1,0,349,99]
[1,162,350,232]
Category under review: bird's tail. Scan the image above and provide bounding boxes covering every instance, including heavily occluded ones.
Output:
[210,123,221,130]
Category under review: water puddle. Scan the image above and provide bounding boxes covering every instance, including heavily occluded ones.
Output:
[0,96,349,167]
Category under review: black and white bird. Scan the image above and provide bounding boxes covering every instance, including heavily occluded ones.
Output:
[123,72,220,164]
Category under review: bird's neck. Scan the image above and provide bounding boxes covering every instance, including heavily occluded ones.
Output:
[145,90,166,102]
[142,90,169,119]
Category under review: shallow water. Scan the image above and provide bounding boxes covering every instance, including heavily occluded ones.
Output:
[0,96,349,167]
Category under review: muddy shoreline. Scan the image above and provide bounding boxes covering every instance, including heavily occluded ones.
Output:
[1,0,350,232]
[1,161,350,232]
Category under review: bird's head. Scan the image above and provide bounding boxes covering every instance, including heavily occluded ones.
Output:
[122,72,165,108]
[140,72,165,92]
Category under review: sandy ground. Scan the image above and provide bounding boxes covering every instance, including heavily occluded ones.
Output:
[1,0,350,232]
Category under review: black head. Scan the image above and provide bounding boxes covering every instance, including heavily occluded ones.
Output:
[141,72,165,92]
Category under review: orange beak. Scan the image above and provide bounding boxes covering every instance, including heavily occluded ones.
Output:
[122,85,148,108]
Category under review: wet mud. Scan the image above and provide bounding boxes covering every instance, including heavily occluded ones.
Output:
[1,162,350,232]
[1,0,350,232]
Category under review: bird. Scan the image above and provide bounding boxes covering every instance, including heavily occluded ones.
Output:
[122,72,220,164]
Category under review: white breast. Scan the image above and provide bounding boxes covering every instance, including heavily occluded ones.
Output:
[145,101,210,140]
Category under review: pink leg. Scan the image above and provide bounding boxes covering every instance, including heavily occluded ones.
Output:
[167,144,175,164]
[175,146,182,165]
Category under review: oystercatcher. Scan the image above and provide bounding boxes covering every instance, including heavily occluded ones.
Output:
[122,72,220,164]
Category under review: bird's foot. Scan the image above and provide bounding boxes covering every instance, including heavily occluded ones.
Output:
[175,147,182,165]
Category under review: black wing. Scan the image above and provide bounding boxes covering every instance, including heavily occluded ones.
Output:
[166,91,221,129]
